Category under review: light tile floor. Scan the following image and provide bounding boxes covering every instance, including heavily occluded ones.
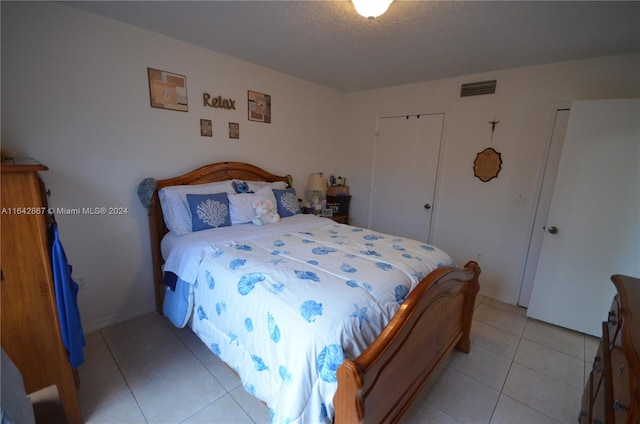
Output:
[78,295,600,423]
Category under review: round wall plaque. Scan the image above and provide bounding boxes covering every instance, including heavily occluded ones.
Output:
[473,147,502,182]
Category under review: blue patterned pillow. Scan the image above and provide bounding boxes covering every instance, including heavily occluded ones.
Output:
[186,193,231,231]
[272,188,300,217]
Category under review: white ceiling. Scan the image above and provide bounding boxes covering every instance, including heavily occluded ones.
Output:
[63,1,640,92]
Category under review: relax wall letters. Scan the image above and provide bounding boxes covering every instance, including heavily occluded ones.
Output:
[203,93,236,110]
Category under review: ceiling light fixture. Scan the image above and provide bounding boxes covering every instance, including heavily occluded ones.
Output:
[352,0,394,19]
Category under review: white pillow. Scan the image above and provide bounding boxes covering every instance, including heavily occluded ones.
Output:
[228,187,278,225]
[243,180,288,192]
[159,181,235,236]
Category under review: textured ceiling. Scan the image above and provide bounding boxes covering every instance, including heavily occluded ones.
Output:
[64,1,640,92]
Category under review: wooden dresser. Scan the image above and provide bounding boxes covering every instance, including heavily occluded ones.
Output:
[580,274,640,424]
[1,159,82,423]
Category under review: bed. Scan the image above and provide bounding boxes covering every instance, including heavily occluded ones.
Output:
[142,161,480,423]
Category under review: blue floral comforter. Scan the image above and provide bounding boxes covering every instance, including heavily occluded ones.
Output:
[161,214,454,423]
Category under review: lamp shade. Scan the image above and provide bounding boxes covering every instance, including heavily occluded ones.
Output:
[306,173,326,192]
[352,0,393,19]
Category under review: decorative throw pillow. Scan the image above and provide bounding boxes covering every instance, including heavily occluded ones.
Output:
[186,193,231,231]
[272,188,301,217]
[228,187,277,225]
[158,181,235,235]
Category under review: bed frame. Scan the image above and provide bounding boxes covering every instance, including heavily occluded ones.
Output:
[145,161,480,423]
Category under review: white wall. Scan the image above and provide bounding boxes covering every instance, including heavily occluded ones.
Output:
[342,54,640,304]
[1,2,345,332]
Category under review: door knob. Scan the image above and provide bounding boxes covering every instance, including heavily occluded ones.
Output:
[424,204,431,210]
[547,226,559,234]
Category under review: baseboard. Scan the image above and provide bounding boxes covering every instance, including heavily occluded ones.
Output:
[81,302,157,334]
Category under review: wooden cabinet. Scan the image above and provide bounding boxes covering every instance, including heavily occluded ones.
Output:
[1,159,82,423]
[579,275,640,424]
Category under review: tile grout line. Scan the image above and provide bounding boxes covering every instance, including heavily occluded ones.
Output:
[171,321,265,423]
[173,325,239,424]
[476,297,583,423]
[81,329,150,423]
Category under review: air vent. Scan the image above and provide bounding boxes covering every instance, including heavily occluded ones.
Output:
[460,80,497,97]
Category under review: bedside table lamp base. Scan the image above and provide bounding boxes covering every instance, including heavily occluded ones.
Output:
[306,173,326,215]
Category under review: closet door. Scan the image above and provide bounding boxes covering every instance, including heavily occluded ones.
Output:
[370,114,444,243]
[527,99,640,336]
[518,107,570,308]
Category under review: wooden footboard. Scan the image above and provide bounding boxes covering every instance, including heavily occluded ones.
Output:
[334,261,480,423]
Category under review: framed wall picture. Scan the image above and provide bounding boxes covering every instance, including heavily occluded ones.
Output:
[229,122,239,139]
[200,119,212,137]
[148,68,188,112]
[248,90,271,123]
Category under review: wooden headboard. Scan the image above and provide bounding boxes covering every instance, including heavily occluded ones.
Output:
[147,161,292,312]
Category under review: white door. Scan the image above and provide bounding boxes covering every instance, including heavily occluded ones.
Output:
[518,107,571,307]
[527,99,640,336]
[369,114,444,243]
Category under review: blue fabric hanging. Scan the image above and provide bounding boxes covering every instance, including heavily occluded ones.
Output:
[50,222,85,368]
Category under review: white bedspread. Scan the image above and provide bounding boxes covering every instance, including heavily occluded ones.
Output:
[161,214,454,423]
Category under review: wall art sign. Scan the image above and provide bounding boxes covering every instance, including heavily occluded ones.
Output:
[203,93,236,110]
[148,68,188,112]
[200,119,212,137]
[248,90,271,123]
[473,147,502,182]
[229,122,239,139]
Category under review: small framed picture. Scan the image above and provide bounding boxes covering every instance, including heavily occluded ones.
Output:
[229,122,239,139]
[321,208,333,217]
[200,119,212,137]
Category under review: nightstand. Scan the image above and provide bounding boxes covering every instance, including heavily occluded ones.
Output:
[326,195,351,225]
[328,215,348,224]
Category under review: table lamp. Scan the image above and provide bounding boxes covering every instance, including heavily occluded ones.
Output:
[306,173,326,211]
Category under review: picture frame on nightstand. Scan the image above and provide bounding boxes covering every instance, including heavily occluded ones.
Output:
[326,194,351,224]
[321,208,333,217]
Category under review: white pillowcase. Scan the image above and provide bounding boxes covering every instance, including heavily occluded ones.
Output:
[228,187,278,225]
[159,181,235,236]
[244,180,288,192]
